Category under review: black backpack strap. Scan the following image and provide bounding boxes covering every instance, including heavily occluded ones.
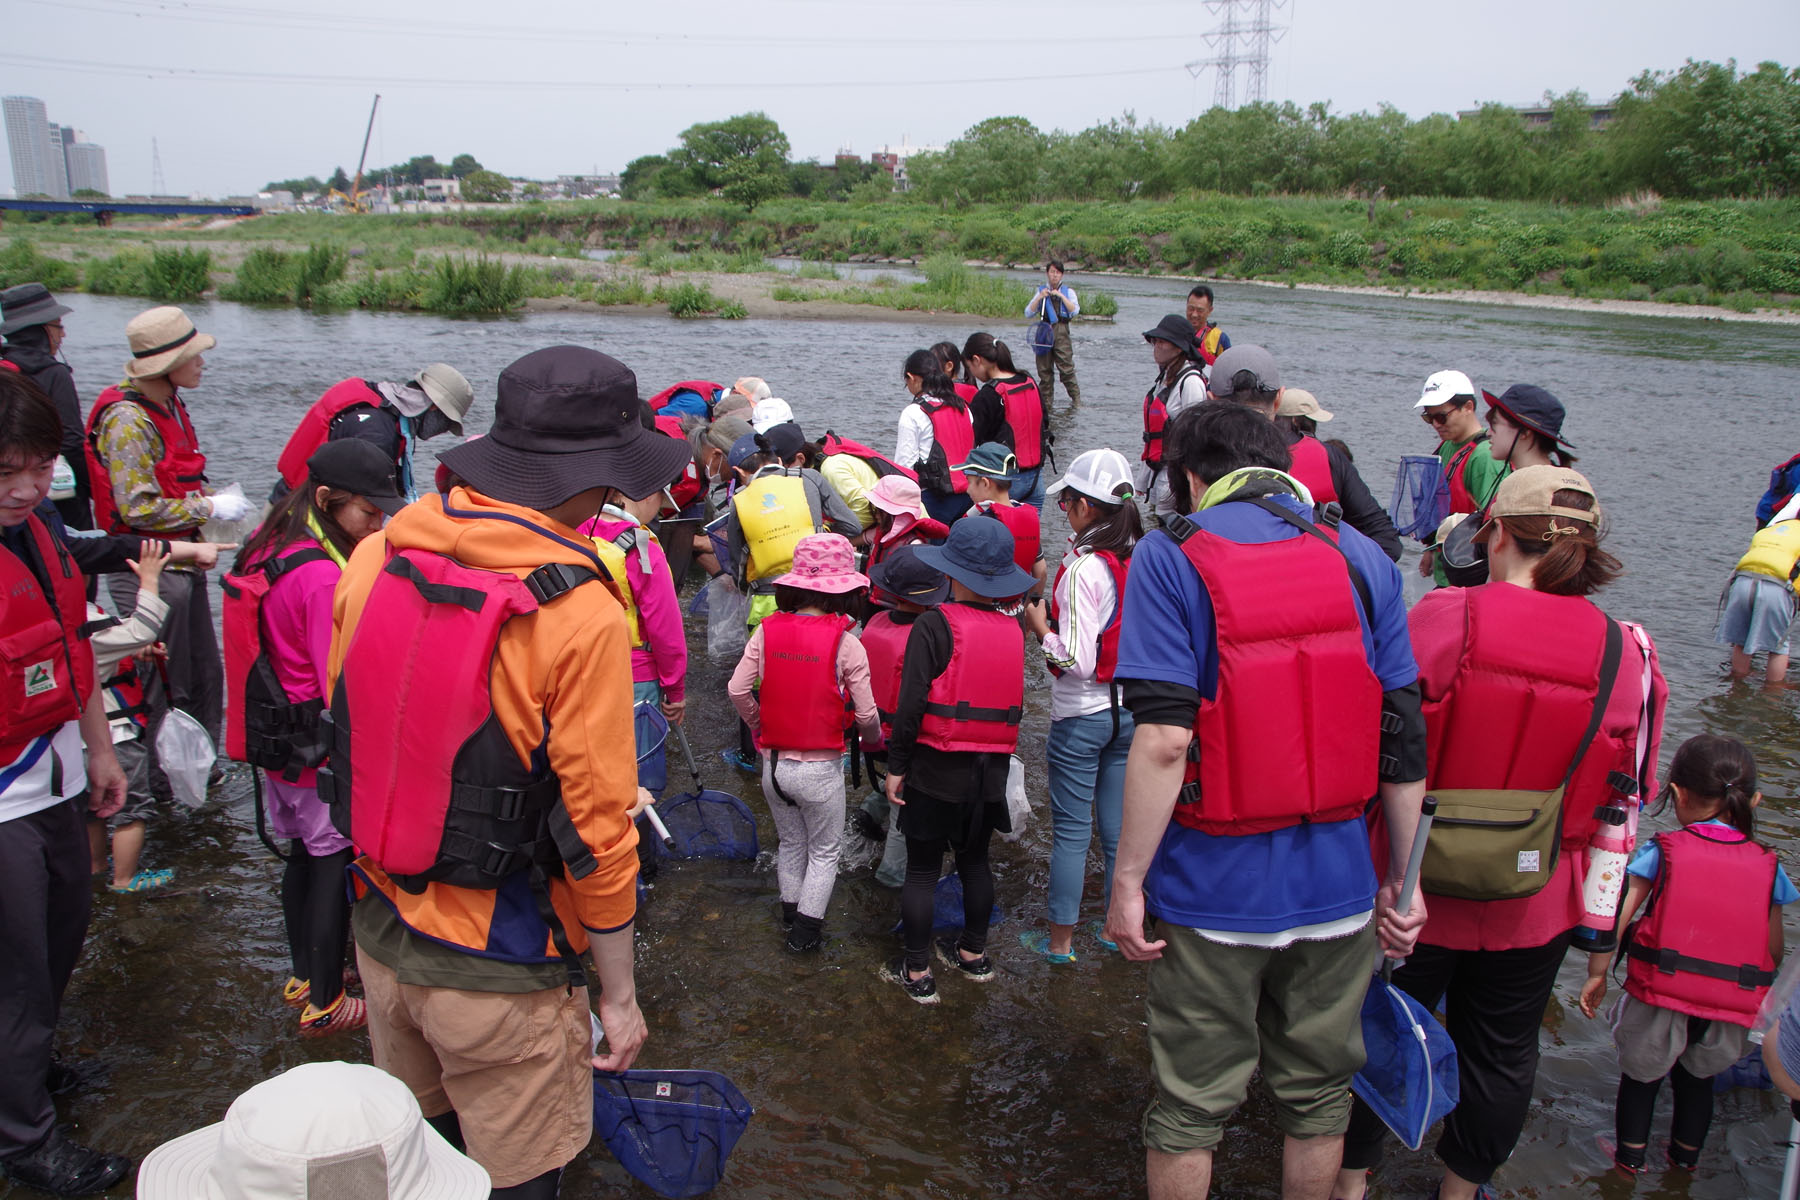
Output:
[262,546,334,586]
[524,560,604,604]
[1246,496,1375,623]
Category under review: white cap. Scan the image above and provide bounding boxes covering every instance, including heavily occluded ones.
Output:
[1048,448,1135,504]
[1277,387,1333,422]
[1415,370,1476,408]
[138,1061,489,1199]
[750,397,794,434]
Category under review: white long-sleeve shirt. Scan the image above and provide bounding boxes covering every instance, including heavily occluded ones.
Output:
[1041,541,1124,720]
[895,401,933,474]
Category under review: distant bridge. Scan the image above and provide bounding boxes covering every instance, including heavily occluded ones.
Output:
[0,198,257,225]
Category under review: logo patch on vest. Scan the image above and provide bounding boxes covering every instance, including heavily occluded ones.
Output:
[1517,850,1541,874]
[761,492,781,511]
[24,660,56,697]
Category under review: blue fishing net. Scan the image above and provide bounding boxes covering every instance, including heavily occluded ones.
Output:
[635,703,670,795]
[1389,454,1452,540]
[890,871,1004,935]
[1714,1045,1772,1093]
[593,1069,753,1199]
[1352,974,1459,1151]
[654,789,760,861]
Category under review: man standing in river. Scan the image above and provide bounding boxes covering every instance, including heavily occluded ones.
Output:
[1185,285,1230,375]
[1026,261,1081,404]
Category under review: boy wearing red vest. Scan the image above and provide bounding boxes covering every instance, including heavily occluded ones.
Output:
[881,519,1034,1004]
[954,442,1046,596]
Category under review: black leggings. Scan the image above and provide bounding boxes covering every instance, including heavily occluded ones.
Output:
[424,1112,563,1198]
[279,846,352,1008]
[901,832,994,972]
[1616,1046,1714,1168]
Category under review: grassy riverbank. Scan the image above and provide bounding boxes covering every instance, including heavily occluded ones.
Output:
[3,191,1795,315]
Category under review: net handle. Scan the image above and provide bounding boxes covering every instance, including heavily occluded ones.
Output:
[1382,795,1437,983]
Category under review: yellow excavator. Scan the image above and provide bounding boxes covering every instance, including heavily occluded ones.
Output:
[328,95,380,212]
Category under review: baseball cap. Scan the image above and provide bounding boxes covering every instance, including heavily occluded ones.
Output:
[750,397,794,434]
[953,442,1017,480]
[1472,464,1600,543]
[1047,448,1135,505]
[1415,370,1477,409]
[727,433,761,470]
[1277,388,1333,422]
[307,439,408,515]
[1206,343,1281,400]
[758,421,807,464]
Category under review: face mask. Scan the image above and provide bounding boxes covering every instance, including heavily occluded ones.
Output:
[413,406,456,441]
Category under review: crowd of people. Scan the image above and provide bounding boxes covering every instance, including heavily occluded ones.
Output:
[1,270,1797,1200]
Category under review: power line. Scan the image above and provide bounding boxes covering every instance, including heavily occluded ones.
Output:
[0,52,1189,92]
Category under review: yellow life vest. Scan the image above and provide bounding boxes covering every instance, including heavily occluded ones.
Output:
[733,471,815,583]
[1737,519,1800,584]
[590,521,661,649]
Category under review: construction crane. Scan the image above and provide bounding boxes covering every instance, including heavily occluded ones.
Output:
[329,94,381,212]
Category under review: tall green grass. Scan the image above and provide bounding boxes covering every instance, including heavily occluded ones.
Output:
[0,237,79,290]
[421,256,525,314]
[85,247,212,301]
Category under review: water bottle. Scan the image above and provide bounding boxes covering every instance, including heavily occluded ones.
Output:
[1580,804,1632,935]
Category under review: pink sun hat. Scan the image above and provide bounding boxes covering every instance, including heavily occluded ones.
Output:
[867,475,924,520]
[771,532,869,594]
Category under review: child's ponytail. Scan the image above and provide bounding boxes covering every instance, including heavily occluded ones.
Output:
[1664,733,1760,837]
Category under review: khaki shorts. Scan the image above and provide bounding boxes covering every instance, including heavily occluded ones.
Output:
[1611,992,1750,1082]
[1143,920,1376,1154]
[358,948,593,1188]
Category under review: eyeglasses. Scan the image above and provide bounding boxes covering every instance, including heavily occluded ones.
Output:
[1056,493,1073,511]
[1420,401,1468,426]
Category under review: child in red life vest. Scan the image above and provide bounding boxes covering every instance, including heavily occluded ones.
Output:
[1578,734,1795,1176]
[84,541,172,892]
[854,546,951,889]
[954,442,1046,597]
[880,518,1034,1004]
[727,534,883,952]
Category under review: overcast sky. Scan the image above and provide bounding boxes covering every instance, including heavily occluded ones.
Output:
[4,0,1797,198]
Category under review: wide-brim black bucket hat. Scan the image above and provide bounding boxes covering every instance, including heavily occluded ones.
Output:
[437,345,692,508]
[1483,384,1575,450]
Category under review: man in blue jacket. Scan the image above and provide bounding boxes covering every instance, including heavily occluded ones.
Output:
[1106,402,1429,1200]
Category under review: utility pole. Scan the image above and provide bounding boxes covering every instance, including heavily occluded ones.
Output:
[151,137,165,195]
[1184,0,1289,111]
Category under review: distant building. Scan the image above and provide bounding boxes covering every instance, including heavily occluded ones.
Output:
[4,96,65,197]
[421,177,461,202]
[1456,101,1617,131]
[65,140,109,196]
[555,174,619,197]
[871,136,942,192]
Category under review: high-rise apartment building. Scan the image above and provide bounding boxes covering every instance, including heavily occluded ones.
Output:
[65,141,109,196]
[4,95,61,197]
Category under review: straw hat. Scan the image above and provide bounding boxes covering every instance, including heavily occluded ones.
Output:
[123,306,214,379]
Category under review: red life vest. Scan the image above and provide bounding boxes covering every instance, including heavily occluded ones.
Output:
[866,519,949,609]
[0,360,16,373]
[275,378,384,491]
[1444,433,1490,514]
[953,381,977,404]
[916,397,974,496]
[1194,323,1225,366]
[918,602,1024,754]
[647,380,722,414]
[653,414,706,511]
[1048,548,1128,681]
[221,543,337,781]
[1625,824,1779,1026]
[993,377,1046,470]
[861,610,911,744]
[101,660,149,735]
[756,612,855,752]
[0,513,95,764]
[970,500,1041,574]
[1286,435,1340,504]
[1422,585,1622,852]
[320,544,608,892]
[85,386,209,536]
[819,431,917,481]
[1141,364,1203,466]
[1171,513,1381,836]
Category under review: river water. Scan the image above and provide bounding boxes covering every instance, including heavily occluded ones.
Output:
[20,278,1800,1200]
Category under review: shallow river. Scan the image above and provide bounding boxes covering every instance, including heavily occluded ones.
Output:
[18,276,1800,1199]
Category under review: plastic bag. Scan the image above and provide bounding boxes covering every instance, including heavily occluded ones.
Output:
[703,576,749,661]
[155,707,215,808]
[199,481,251,547]
[999,754,1031,843]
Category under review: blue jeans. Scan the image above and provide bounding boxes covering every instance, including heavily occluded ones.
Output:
[1010,466,1044,511]
[1045,706,1134,926]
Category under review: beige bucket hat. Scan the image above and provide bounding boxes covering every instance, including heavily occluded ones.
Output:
[123,306,215,380]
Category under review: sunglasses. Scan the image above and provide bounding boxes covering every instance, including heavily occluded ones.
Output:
[1420,400,1469,426]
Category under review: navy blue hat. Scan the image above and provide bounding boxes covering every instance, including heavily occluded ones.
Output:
[1484,384,1574,449]
[727,432,762,469]
[912,515,1035,599]
[869,544,949,607]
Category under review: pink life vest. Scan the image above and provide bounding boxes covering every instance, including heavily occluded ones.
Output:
[276,379,384,490]
[861,609,911,745]
[1286,435,1339,505]
[221,543,336,780]
[1625,824,1779,1026]
[1048,548,1128,681]
[917,602,1024,754]
[993,377,1046,470]
[915,397,974,496]
[969,500,1041,575]
[757,612,855,752]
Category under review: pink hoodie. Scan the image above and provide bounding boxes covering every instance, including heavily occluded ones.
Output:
[580,512,687,703]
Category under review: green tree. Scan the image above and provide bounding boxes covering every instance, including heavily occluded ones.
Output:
[671,112,791,191]
[326,166,351,193]
[449,153,483,179]
[460,169,513,202]
[720,152,789,209]
[72,187,109,199]
[265,175,325,195]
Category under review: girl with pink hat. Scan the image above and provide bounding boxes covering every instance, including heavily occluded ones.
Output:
[727,533,884,951]
[864,475,948,609]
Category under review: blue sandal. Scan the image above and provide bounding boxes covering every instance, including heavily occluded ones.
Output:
[109,868,174,893]
[1019,930,1077,963]
[1087,920,1119,953]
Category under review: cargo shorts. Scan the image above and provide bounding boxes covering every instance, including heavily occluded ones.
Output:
[1142,919,1376,1154]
